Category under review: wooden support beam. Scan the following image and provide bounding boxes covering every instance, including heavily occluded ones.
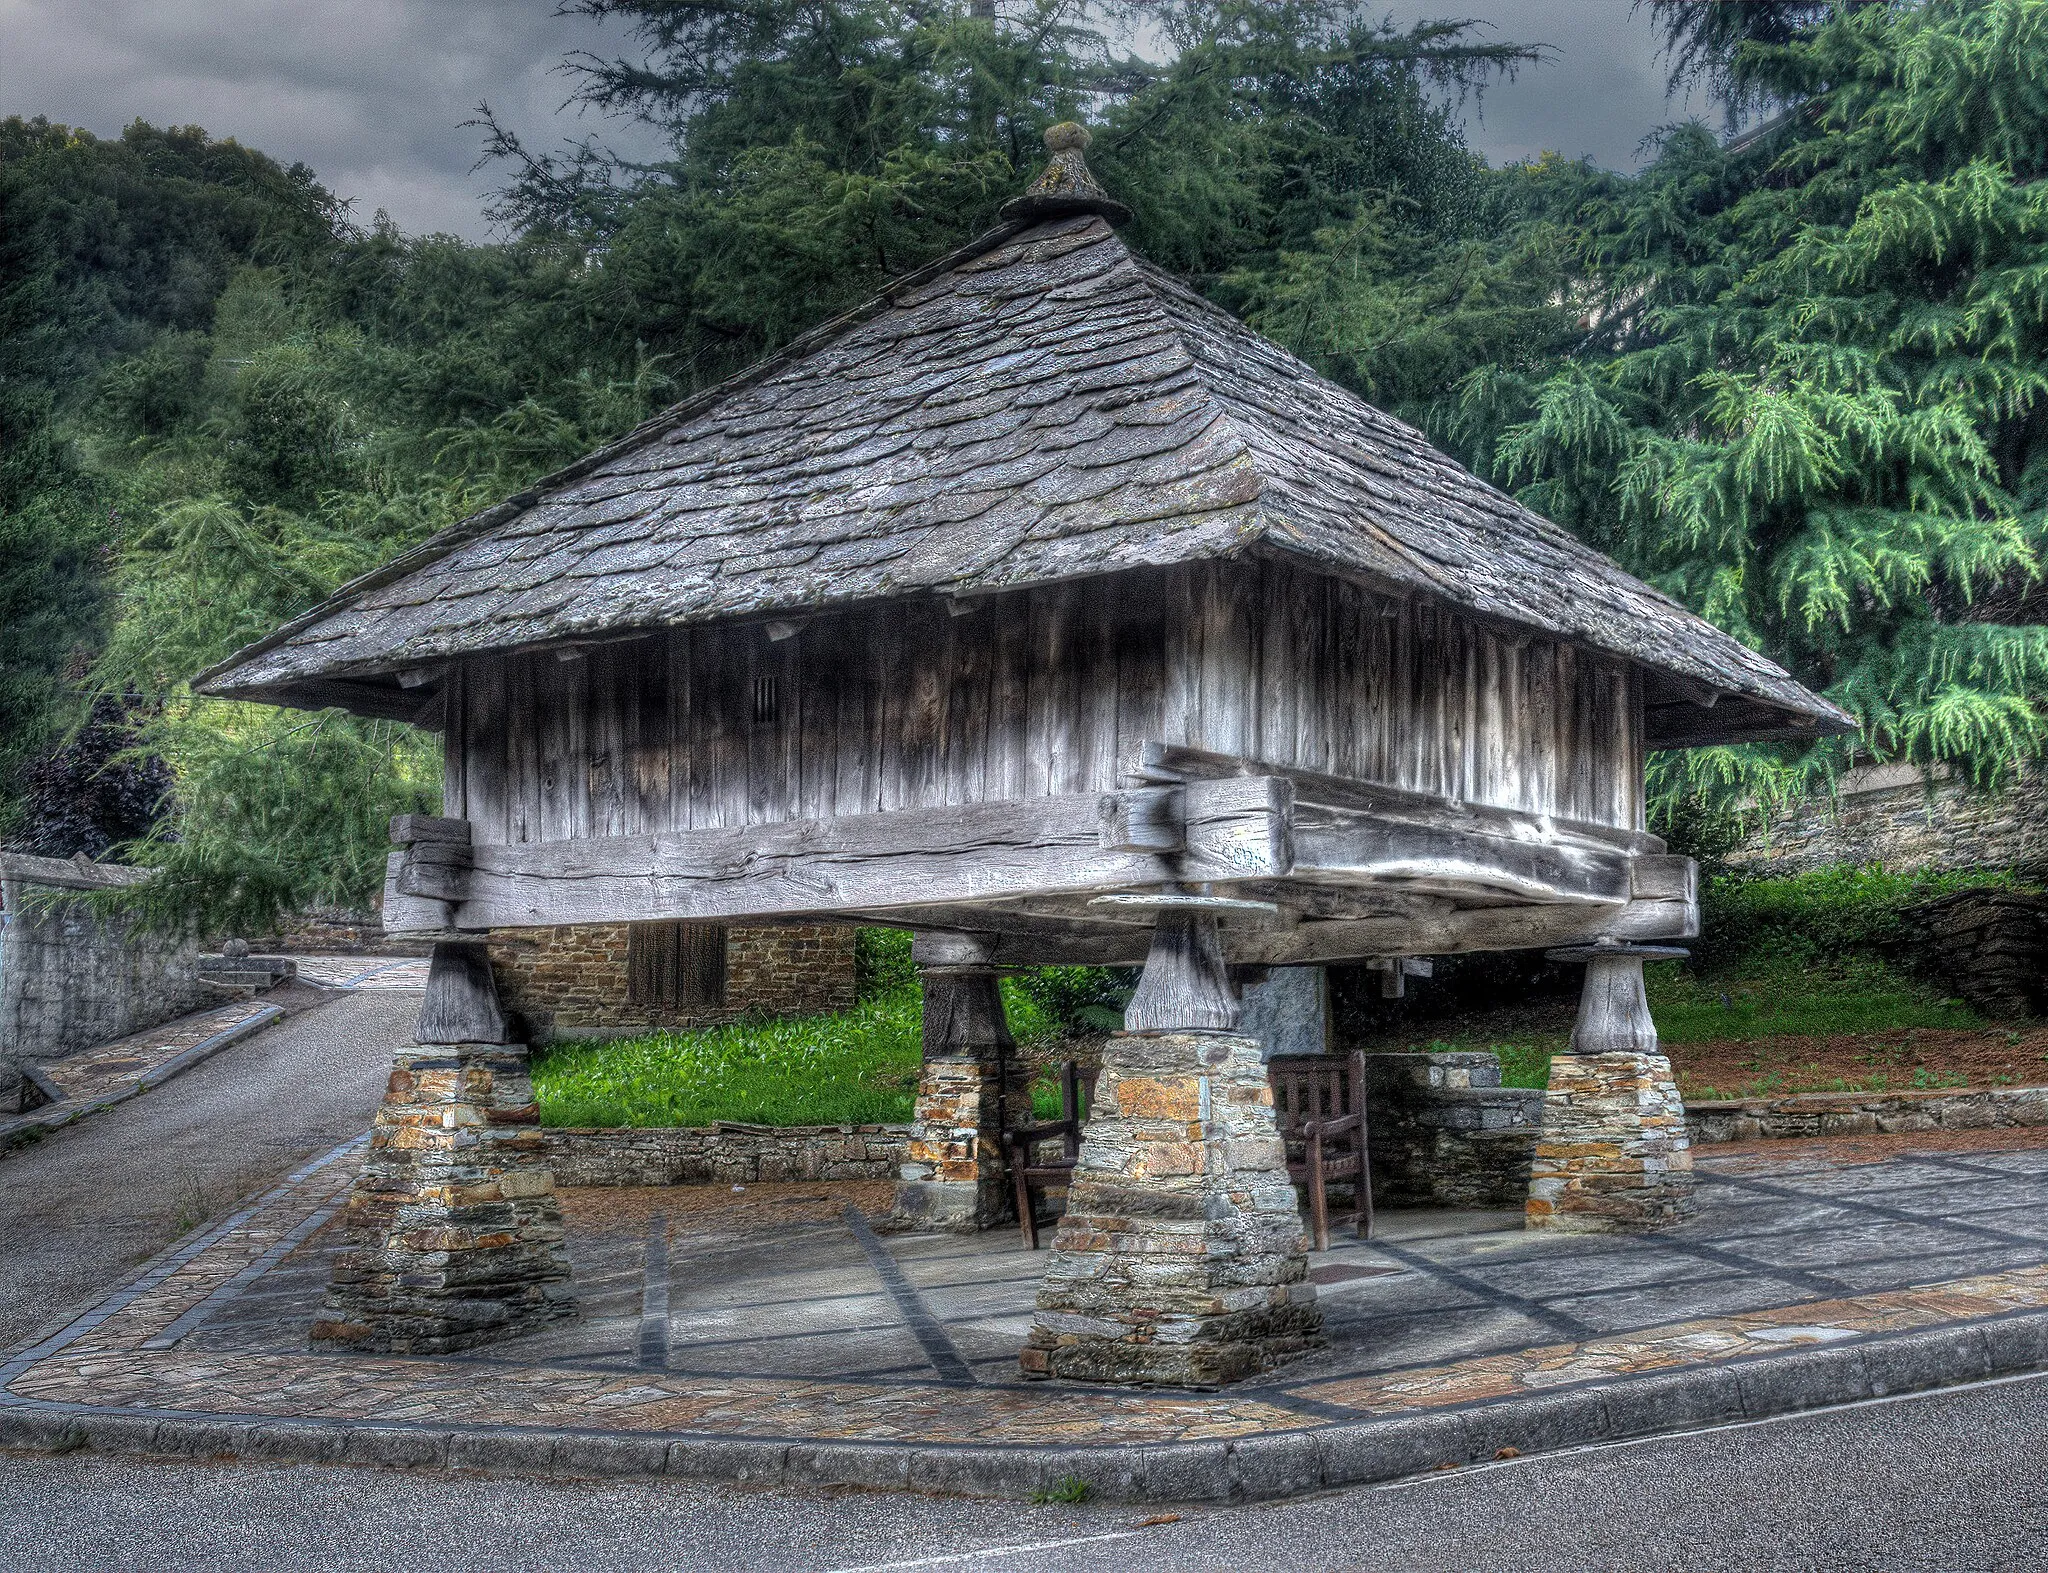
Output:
[446,780,1290,931]
[415,939,513,1045]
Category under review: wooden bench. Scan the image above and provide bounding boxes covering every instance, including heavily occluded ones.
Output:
[1005,1060,1092,1249]
[1268,1051,1374,1249]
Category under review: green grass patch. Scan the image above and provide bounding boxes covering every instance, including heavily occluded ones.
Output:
[534,979,1069,1129]
[1413,958,1981,1096]
[1646,959,1980,1044]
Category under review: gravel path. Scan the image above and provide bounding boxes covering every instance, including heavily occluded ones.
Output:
[0,989,409,1351]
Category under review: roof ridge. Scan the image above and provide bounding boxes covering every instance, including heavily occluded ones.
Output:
[193,214,1040,692]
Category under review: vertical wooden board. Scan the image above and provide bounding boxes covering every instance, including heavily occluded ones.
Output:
[892,600,945,811]
[985,592,1033,800]
[747,628,801,824]
[465,659,512,845]
[685,625,741,830]
[873,602,914,812]
[583,643,628,839]
[1564,647,1597,823]
[1302,570,1338,775]
[537,652,590,841]
[1111,569,1168,770]
[667,627,695,832]
[797,614,843,820]
[1623,665,1647,830]
[1077,577,1123,792]
[501,652,540,846]
[1191,560,1259,761]
[1025,583,1080,796]
[1522,639,1558,819]
[1491,636,1526,815]
[1256,560,1298,770]
[934,606,983,807]
[834,605,883,817]
[439,663,468,823]
[1329,581,1367,781]
[625,631,672,836]
[1158,565,1199,750]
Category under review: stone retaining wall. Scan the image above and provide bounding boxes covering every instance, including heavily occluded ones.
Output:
[1688,1084,2048,1143]
[1727,762,2048,877]
[1362,1052,1543,1210]
[1,855,211,1099]
[540,1122,908,1186]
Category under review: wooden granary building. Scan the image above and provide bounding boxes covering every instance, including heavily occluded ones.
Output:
[200,127,1850,1384]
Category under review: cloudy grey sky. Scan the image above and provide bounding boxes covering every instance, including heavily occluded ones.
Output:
[0,0,1715,241]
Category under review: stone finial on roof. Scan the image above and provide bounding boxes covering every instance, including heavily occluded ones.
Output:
[999,122,1132,226]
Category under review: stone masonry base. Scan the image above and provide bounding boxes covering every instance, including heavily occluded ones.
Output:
[1527,1050,1696,1232]
[1024,1031,1322,1386]
[313,1041,575,1354]
[888,1054,1032,1232]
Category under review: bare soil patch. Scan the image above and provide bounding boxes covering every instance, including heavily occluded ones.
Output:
[1670,1026,2048,1101]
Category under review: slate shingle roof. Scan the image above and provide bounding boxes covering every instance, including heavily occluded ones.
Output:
[197,208,1851,744]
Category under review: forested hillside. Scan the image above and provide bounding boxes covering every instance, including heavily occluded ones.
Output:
[2,0,2044,933]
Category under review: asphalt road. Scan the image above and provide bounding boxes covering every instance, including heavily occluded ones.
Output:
[3,1372,2046,1572]
[0,989,407,1351]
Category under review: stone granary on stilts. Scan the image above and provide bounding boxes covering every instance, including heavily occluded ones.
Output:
[197,126,1852,1384]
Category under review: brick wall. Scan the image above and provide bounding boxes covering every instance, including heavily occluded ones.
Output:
[490,922,857,1040]
[1728,763,2048,877]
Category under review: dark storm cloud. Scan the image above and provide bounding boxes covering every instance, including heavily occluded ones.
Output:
[0,0,664,239]
[0,0,1715,240]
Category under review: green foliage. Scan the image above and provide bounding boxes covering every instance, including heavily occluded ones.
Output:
[1694,863,2027,974]
[1650,956,1982,1039]
[855,927,917,1000]
[534,995,930,1128]
[1449,0,2048,813]
[532,967,1067,1127]
[1009,965,1135,1036]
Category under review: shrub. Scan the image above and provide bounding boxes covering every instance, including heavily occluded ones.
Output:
[1695,865,2028,977]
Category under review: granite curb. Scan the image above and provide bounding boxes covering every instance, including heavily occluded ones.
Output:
[6,1309,2046,1502]
[0,1003,287,1155]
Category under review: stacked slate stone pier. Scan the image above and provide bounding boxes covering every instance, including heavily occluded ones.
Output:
[890,931,1033,1232]
[314,941,574,1353]
[1024,910,1322,1385]
[1526,941,1696,1232]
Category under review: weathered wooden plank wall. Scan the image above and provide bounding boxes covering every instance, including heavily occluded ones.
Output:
[444,560,1643,846]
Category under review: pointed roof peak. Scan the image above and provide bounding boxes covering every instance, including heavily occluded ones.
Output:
[1000,121,1131,227]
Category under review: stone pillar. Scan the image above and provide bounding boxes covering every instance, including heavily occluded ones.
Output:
[1023,911,1321,1386]
[313,941,575,1353]
[887,931,1030,1232]
[1526,941,1696,1233]
[1236,965,1331,1060]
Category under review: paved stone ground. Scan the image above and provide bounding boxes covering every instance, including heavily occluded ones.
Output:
[5,1365,2048,1570]
[289,957,431,991]
[13,1129,2048,1482]
[0,988,411,1352]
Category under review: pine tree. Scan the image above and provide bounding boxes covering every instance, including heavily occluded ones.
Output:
[1450,0,2048,816]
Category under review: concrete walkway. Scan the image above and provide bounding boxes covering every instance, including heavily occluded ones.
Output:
[0,988,411,1352]
[11,1132,2048,1501]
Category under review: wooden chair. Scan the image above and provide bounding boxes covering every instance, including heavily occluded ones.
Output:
[1005,1060,1092,1249]
[1267,1051,1374,1250]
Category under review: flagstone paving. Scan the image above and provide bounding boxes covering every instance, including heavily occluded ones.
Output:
[11,1134,2048,1465]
